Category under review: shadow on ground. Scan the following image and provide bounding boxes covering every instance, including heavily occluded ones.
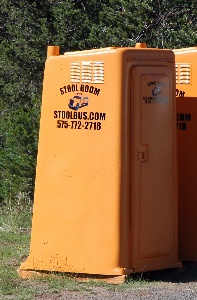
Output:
[130,262,197,283]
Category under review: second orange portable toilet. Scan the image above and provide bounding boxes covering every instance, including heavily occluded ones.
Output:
[18,44,180,282]
[174,46,197,261]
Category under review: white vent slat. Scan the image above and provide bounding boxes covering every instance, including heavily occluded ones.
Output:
[180,74,190,78]
[180,80,190,84]
[180,64,190,67]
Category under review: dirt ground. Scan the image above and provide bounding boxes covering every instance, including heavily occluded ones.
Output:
[35,283,197,300]
[35,263,197,300]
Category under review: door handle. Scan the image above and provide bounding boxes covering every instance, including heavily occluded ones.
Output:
[137,145,149,162]
[138,151,145,162]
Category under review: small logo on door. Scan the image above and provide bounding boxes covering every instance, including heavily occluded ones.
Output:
[152,86,161,96]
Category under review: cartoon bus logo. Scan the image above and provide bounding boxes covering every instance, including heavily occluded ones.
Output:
[68,93,89,111]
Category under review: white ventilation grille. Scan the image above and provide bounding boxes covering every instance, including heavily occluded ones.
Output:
[176,63,191,84]
[70,61,105,83]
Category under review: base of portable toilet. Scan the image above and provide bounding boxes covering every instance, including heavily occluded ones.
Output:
[17,269,128,284]
[18,45,180,280]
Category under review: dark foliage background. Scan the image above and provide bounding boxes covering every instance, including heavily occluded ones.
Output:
[1,0,197,204]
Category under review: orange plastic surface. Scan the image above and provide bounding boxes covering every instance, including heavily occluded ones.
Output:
[19,46,179,276]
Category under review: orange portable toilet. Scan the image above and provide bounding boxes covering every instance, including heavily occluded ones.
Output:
[174,46,197,261]
[18,45,180,282]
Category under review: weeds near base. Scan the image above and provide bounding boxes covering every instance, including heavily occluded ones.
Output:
[0,192,33,233]
[0,194,32,298]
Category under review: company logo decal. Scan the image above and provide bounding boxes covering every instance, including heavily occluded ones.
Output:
[68,93,89,111]
[143,81,169,104]
[56,83,106,130]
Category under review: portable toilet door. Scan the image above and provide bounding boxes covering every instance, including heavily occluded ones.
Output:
[130,64,179,272]
[18,45,180,281]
